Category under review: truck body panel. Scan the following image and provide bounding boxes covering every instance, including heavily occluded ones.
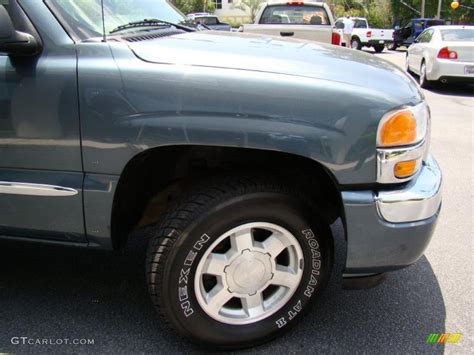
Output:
[0,0,85,242]
[0,0,441,277]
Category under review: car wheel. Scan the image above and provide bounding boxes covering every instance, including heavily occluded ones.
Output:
[373,44,384,53]
[419,61,431,89]
[351,38,362,50]
[146,176,333,349]
[405,54,412,73]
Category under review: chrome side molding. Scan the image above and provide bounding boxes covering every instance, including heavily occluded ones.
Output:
[0,182,78,196]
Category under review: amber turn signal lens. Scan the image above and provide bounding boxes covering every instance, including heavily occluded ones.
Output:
[380,111,417,146]
[394,160,418,178]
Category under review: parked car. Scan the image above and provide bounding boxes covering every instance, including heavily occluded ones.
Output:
[406,25,474,88]
[187,12,231,31]
[334,17,394,52]
[391,18,446,50]
[0,0,442,349]
[239,1,341,45]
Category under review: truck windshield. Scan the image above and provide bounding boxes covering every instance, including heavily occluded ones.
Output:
[46,0,186,40]
[259,5,329,25]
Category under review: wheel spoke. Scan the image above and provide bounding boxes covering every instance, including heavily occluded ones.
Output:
[194,222,305,325]
[206,285,233,314]
[230,229,254,253]
[241,292,265,318]
[202,253,228,277]
[262,232,289,257]
[271,266,300,289]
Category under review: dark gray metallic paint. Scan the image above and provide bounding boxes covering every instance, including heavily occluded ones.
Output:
[0,0,84,241]
[83,173,119,249]
[0,168,84,242]
[0,0,437,273]
[342,189,438,272]
[78,34,422,185]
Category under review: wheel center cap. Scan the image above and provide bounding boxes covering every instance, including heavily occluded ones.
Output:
[225,250,273,295]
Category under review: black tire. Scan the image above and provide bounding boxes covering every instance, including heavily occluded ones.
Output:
[419,60,432,89]
[146,176,333,349]
[351,37,362,50]
[373,44,384,53]
[405,53,412,74]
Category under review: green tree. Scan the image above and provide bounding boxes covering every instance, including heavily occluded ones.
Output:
[234,0,266,22]
[175,0,215,15]
[389,0,473,25]
[328,0,393,27]
[447,2,473,24]
[366,0,392,28]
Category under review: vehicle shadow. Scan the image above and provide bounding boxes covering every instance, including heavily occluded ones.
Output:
[425,83,474,98]
[0,221,445,354]
[257,220,446,354]
[405,71,474,98]
[363,48,407,54]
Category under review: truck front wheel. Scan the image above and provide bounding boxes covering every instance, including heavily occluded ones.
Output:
[145,176,333,349]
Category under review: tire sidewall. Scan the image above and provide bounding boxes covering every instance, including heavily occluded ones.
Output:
[351,38,361,50]
[374,45,384,53]
[420,62,429,88]
[158,192,332,347]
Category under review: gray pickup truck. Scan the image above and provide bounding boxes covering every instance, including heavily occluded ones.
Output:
[0,0,442,350]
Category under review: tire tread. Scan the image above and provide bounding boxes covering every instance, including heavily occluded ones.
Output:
[144,174,329,347]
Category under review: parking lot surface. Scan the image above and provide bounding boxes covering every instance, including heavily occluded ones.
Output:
[0,50,472,354]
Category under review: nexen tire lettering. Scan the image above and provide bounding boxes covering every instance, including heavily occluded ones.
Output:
[178,233,211,317]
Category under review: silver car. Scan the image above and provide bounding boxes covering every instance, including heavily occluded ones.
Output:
[406,25,474,88]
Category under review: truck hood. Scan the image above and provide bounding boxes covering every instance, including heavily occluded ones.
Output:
[127,31,421,103]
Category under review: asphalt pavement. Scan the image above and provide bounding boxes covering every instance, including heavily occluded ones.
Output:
[0,49,472,354]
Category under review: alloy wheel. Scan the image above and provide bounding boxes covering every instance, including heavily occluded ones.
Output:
[194,222,304,325]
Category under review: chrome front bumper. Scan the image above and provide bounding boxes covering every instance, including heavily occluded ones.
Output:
[376,155,442,223]
[341,154,442,273]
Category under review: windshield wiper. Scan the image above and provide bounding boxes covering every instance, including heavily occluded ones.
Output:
[110,19,195,34]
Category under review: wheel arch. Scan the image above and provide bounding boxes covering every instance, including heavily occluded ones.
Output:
[351,35,360,41]
[110,145,344,250]
[422,54,435,79]
[420,57,427,76]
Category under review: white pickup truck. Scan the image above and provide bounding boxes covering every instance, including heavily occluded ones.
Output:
[335,17,394,52]
[239,1,340,45]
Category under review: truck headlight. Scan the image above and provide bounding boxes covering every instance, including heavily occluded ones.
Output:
[376,102,430,183]
[377,103,429,148]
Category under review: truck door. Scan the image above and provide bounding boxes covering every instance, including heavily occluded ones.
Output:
[400,21,412,44]
[0,1,85,242]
